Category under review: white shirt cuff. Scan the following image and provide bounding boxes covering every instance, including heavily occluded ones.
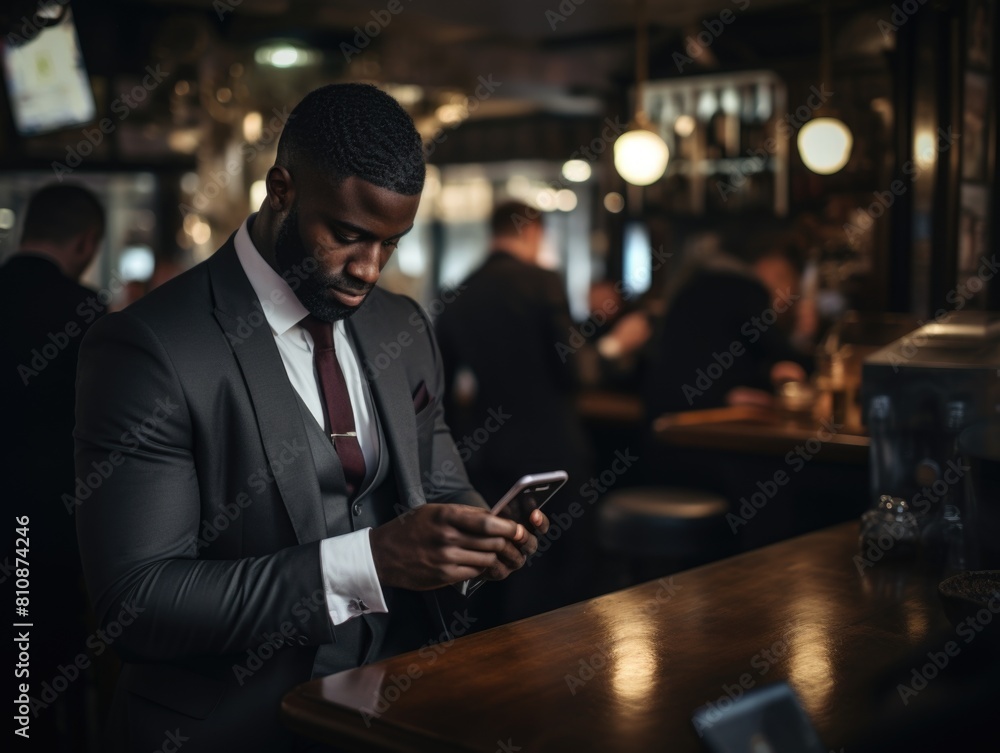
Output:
[319,528,388,626]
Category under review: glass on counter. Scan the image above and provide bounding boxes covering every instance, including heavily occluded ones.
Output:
[858,495,920,563]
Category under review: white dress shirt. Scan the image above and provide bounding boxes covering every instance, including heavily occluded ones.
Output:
[234,217,388,626]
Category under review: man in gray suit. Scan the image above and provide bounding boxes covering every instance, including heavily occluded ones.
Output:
[75,84,547,752]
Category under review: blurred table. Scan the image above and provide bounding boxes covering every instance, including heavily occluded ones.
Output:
[654,405,870,465]
[577,390,644,426]
[281,523,958,752]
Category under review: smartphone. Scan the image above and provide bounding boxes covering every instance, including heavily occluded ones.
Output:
[457,471,568,597]
[490,471,568,527]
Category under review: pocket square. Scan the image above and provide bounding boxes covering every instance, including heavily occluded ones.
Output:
[412,381,433,413]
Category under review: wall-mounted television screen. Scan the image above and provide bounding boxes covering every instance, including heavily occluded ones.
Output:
[2,8,96,136]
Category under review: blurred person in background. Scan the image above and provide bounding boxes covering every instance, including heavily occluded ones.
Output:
[0,183,107,751]
[586,279,628,341]
[643,221,813,423]
[436,201,648,624]
[584,278,653,391]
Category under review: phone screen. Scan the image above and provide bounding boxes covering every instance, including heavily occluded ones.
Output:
[494,485,547,527]
[489,472,567,528]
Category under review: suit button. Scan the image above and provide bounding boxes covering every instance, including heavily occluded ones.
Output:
[353,501,362,516]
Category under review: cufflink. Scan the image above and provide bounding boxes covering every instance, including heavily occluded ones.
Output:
[350,598,369,613]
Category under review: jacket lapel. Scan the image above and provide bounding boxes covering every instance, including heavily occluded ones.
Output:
[347,291,453,644]
[207,239,326,544]
[347,291,425,510]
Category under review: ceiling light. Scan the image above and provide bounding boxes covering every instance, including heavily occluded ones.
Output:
[674,114,696,138]
[796,2,853,175]
[555,189,578,212]
[614,1,670,186]
[435,104,465,125]
[615,129,670,186]
[385,84,424,106]
[267,47,298,67]
[183,213,202,234]
[562,159,592,182]
[254,42,319,68]
[190,219,212,245]
[797,117,853,175]
[243,112,262,142]
[603,192,625,213]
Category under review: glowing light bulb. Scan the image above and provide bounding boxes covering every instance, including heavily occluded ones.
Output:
[614,129,669,186]
[797,117,853,175]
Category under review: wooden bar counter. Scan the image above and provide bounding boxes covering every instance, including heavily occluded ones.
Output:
[281,523,962,752]
[654,406,870,465]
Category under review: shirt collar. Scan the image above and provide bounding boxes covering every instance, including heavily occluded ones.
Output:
[233,214,309,337]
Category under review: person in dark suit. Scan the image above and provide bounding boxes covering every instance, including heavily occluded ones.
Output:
[436,202,594,502]
[435,202,645,621]
[643,240,811,421]
[74,84,547,753]
[641,233,813,506]
[1,183,106,751]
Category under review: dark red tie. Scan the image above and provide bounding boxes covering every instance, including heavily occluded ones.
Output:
[300,315,367,497]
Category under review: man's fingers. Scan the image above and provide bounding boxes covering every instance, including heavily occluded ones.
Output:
[433,564,487,587]
[439,530,508,553]
[441,504,520,539]
[518,531,538,558]
[441,547,499,571]
[529,509,550,535]
[476,513,521,539]
[495,540,527,571]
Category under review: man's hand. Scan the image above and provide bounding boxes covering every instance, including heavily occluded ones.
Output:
[481,507,549,582]
[369,504,550,591]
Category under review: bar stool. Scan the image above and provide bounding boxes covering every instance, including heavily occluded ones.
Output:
[596,487,733,589]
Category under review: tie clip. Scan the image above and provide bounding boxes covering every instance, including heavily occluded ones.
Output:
[330,432,357,443]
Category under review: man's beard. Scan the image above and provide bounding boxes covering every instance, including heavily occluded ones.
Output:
[274,203,374,323]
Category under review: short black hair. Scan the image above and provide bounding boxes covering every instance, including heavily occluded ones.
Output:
[276,83,425,196]
[21,183,105,244]
[491,200,542,238]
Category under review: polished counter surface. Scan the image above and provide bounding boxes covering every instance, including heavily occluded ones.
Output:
[282,522,962,752]
[654,405,870,464]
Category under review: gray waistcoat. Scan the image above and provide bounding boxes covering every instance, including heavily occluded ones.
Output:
[295,395,431,678]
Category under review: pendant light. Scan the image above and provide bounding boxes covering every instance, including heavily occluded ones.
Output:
[797,1,853,175]
[614,0,670,186]
[798,117,853,174]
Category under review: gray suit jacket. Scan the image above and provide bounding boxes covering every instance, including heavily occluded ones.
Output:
[74,236,485,751]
